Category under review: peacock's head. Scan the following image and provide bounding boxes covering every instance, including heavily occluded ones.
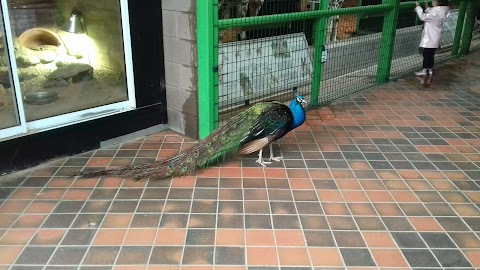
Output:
[295,95,308,108]
[292,87,308,109]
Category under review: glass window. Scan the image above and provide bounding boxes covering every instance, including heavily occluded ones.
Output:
[0,4,20,130]
[7,0,128,121]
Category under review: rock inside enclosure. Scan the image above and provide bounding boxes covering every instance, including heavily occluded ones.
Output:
[48,63,94,84]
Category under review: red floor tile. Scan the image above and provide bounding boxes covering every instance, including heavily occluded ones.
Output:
[275,230,305,246]
[24,201,57,213]
[170,176,196,188]
[86,157,113,167]
[277,247,310,266]
[246,230,275,246]
[322,202,350,215]
[366,191,395,202]
[123,229,157,245]
[220,167,242,178]
[9,188,42,200]
[317,190,344,202]
[101,214,134,228]
[362,232,397,248]
[0,200,30,213]
[286,176,314,190]
[216,229,244,246]
[309,247,343,266]
[463,249,480,268]
[62,188,93,200]
[12,214,47,228]
[408,217,443,231]
[93,229,127,245]
[246,247,278,265]
[30,229,66,245]
[0,246,23,264]
[0,229,36,245]
[342,190,369,202]
[372,249,409,267]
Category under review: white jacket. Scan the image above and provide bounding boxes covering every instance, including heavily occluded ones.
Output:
[415,6,450,48]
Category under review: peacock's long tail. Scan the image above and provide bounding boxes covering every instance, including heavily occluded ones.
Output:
[78,151,194,181]
[78,121,246,181]
[78,102,279,181]
[79,142,230,181]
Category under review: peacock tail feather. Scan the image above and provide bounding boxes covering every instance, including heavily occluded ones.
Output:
[79,102,278,181]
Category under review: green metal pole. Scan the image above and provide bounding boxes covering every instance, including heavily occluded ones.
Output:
[212,0,220,130]
[452,0,467,55]
[376,0,400,83]
[356,0,363,33]
[197,0,217,139]
[460,0,479,54]
[310,0,330,107]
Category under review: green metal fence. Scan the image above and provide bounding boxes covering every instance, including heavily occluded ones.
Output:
[197,0,480,139]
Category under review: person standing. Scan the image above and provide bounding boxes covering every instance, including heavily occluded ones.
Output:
[414,0,450,76]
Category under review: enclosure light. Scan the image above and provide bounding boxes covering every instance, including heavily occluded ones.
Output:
[62,6,85,34]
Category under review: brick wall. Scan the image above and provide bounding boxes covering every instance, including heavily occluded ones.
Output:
[161,0,199,139]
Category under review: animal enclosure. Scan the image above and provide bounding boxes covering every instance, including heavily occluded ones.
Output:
[198,0,480,138]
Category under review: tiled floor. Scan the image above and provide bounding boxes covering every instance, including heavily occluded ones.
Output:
[1,51,480,270]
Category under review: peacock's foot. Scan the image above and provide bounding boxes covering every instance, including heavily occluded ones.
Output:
[268,144,282,162]
[269,155,283,162]
[256,158,271,167]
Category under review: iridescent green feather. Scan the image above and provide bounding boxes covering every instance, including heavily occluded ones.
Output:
[79,102,280,181]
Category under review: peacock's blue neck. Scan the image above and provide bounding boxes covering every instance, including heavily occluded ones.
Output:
[289,99,306,129]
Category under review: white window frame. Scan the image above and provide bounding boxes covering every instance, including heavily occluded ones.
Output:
[0,0,136,142]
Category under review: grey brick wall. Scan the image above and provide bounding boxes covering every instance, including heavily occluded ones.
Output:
[162,0,198,139]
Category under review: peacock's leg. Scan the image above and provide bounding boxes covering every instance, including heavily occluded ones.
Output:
[255,148,271,167]
[269,143,283,162]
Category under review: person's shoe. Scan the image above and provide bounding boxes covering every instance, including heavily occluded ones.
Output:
[415,69,428,76]
[428,68,433,75]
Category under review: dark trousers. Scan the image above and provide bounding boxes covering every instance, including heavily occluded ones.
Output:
[423,48,437,69]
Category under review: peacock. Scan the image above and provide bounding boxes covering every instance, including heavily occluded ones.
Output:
[79,91,308,181]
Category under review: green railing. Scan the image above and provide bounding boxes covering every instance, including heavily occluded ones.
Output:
[197,0,479,139]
